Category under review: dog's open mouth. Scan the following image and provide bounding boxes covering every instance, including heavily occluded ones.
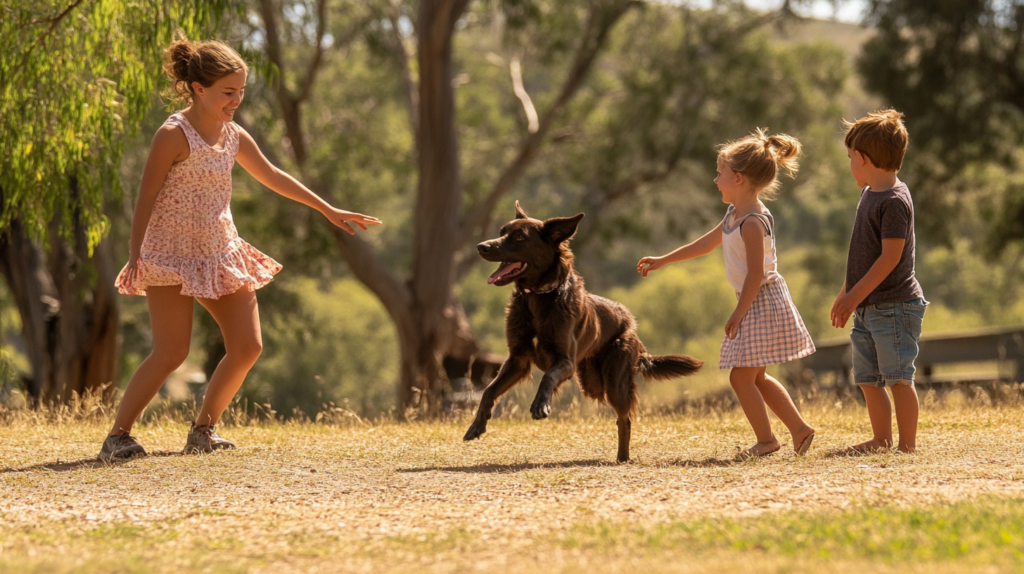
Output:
[487,261,527,285]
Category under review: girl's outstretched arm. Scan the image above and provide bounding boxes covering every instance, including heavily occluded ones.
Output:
[122,125,191,285]
[234,126,381,234]
[637,220,724,277]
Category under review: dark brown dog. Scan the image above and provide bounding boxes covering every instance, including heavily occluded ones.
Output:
[463,202,703,462]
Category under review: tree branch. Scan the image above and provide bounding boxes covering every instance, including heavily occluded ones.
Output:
[295,0,329,105]
[572,163,683,252]
[12,0,87,81]
[509,56,539,133]
[327,225,412,325]
[388,1,420,140]
[259,0,286,94]
[460,1,640,259]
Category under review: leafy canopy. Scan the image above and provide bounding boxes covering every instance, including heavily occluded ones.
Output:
[0,0,241,252]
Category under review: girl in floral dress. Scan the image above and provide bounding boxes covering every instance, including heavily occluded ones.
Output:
[99,37,381,460]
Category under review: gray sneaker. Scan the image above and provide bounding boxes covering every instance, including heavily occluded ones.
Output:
[183,422,236,454]
[98,433,146,462]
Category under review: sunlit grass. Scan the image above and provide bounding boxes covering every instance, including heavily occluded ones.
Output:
[2,397,1024,573]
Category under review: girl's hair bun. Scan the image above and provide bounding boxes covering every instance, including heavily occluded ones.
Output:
[718,128,802,200]
[762,130,801,178]
[162,31,248,104]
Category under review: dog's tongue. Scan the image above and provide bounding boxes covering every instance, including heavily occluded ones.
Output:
[488,262,522,285]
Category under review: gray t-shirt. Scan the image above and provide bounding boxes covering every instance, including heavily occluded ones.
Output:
[845,181,924,306]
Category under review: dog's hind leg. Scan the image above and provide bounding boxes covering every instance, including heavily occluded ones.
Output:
[463,356,532,441]
[615,417,632,464]
[603,343,640,463]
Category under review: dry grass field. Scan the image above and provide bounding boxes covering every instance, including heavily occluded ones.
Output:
[3,391,1024,574]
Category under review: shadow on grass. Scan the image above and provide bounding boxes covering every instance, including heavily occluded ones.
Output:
[398,459,611,473]
[667,457,739,468]
[820,446,892,459]
[2,451,181,474]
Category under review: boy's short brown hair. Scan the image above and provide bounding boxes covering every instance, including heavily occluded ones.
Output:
[843,109,908,172]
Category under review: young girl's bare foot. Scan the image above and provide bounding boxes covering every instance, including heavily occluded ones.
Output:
[736,438,781,459]
[848,438,892,453]
[793,427,816,455]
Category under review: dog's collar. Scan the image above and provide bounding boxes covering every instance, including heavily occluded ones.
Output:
[522,280,559,294]
[521,274,570,295]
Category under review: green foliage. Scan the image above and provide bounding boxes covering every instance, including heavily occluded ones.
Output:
[858,0,1024,251]
[504,4,849,279]
[245,278,399,417]
[608,257,735,354]
[0,0,241,250]
[861,0,1024,171]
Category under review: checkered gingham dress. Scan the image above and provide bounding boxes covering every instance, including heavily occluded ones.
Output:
[719,209,815,369]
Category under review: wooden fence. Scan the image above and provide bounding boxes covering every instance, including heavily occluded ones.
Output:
[793,325,1024,389]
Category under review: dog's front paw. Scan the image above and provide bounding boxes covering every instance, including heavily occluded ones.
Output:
[463,420,487,441]
[530,397,551,420]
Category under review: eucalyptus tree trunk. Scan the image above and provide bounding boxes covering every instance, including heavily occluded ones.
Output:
[0,188,120,406]
[402,0,470,415]
[0,217,56,404]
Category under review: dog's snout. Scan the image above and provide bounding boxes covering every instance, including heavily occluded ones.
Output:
[477,242,491,254]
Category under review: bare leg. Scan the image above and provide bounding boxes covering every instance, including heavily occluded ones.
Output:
[109,286,194,436]
[852,385,894,451]
[194,288,262,426]
[891,383,919,453]
[730,367,780,456]
[754,370,815,452]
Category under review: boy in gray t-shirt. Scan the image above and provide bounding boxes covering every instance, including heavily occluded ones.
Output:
[830,109,927,454]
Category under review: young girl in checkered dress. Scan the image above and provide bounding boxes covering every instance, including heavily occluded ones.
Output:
[637,129,816,458]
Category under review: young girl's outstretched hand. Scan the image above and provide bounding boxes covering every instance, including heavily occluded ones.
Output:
[636,256,666,277]
[324,208,382,235]
[636,222,725,278]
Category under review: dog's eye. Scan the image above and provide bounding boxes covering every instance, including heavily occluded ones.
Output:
[515,233,526,241]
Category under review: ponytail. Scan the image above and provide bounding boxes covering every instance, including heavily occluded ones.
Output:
[718,128,802,200]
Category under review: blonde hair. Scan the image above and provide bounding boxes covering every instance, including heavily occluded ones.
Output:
[843,108,908,172]
[163,33,248,103]
[717,128,800,200]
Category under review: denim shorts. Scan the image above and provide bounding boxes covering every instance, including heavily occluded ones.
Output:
[851,298,928,387]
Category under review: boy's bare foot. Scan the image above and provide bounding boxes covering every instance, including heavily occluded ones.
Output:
[794,428,816,455]
[736,439,781,459]
[847,438,892,453]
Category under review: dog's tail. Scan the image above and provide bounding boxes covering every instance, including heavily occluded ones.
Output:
[638,354,704,381]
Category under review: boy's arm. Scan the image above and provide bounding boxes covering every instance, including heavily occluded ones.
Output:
[830,238,904,327]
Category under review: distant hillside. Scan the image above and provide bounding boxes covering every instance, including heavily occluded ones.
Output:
[775,18,882,120]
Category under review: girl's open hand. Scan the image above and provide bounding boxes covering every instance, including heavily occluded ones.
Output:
[326,209,382,235]
[122,253,141,286]
[636,256,665,277]
[725,309,746,339]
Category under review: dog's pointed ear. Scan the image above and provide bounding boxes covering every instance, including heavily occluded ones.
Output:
[515,201,529,220]
[543,213,584,244]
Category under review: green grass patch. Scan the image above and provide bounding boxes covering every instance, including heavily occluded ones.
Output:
[561,497,1024,565]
